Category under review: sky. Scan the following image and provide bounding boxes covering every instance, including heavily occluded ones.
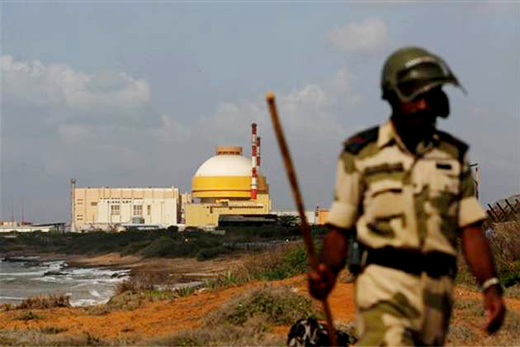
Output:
[1,1,519,223]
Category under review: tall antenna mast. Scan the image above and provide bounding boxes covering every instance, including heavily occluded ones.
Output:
[71,178,77,232]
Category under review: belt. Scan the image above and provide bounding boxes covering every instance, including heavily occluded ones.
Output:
[365,247,457,279]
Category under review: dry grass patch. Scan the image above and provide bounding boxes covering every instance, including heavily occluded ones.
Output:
[147,285,317,346]
[149,317,284,346]
[0,329,133,346]
[505,283,520,299]
[448,297,520,346]
[14,311,44,321]
[39,326,69,335]
[115,271,173,294]
[17,294,70,310]
[489,220,520,287]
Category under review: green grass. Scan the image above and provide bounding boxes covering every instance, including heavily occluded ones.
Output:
[203,242,311,291]
[173,285,200,297]
[0,225,327,262]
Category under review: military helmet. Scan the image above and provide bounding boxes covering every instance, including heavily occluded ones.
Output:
[381,47,464,102]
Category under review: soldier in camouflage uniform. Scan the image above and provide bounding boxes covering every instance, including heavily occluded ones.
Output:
[308,47,506,346]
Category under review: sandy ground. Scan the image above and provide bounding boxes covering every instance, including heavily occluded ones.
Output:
[67,252,243,280]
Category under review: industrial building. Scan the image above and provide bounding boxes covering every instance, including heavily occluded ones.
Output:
[72,186,180,231]
[184,124,272,227]
[70,123,272,231]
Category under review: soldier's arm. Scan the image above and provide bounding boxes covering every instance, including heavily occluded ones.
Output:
[309,147,361,300]
[460,222,497,287]
[308,227,350,300]
[461,222,506,334]
[457,151,506,333]
[320,226,350,275]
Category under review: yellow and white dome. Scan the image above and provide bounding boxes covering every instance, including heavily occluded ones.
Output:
[192,146,268,199]
[195,155,253,177]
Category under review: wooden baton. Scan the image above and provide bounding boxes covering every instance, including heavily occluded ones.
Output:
[266,91,338,346]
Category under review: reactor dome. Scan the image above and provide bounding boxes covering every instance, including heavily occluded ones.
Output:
[192,146,268,200]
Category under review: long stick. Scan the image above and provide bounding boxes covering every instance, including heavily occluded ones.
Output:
[266,91,337,346]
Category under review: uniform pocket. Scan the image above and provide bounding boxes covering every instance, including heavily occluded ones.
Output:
[366,181,405,222]
[429,161,460,217]
[430,160,460,195]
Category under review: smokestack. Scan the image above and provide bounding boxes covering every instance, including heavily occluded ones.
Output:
[251,123,258,200]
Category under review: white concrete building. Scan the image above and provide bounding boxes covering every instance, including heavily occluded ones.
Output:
[73,187,179,231]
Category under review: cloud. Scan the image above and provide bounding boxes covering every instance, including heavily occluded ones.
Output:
[56,124,93,144]
[1,55,151,124]
[331,67,362,107]
[152,115,192,144]
[1,56,361,221]
[327,17,389,53]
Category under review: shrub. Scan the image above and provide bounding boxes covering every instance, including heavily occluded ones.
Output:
[115,271,173,294]
[495,260,520,287]
[196,245,236,261]
[206,286,319,326]
[488,220,520,282]
[141,236,198,258]
[204,242,310,291]
[259,244,308,280]
[240,242,309,280]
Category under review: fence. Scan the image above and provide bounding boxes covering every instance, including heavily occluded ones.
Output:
[486,198,520,223]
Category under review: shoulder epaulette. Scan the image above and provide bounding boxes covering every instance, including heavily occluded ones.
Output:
[343,126,379,154]
[436,130,469,157]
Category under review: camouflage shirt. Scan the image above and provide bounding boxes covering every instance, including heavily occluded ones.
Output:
[326,120,486,256]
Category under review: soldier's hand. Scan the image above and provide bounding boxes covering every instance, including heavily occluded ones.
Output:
[483,285,506,334]
[308,263,336,300]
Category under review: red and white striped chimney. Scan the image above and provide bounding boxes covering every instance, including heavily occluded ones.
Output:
[257,136,261,167]
[251,123,258,200]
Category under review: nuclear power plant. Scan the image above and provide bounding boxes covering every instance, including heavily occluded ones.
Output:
[71,123,273,231]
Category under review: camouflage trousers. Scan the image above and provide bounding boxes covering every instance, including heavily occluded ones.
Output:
[355,264,454,346]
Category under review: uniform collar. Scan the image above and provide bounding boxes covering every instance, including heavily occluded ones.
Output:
[377,120,404,149]
[378,119,440,154]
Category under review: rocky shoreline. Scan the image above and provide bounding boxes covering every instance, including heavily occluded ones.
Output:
[2,251,241,284]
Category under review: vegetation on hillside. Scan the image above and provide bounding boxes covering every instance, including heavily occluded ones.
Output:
[0,225,327,260]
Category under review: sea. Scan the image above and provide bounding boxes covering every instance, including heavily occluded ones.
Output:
[0,256,130,307]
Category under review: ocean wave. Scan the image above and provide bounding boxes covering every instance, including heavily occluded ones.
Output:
[0,271,47,277]
[69,297,110,307]
[0,296,24,301]
[89,289,102,298]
